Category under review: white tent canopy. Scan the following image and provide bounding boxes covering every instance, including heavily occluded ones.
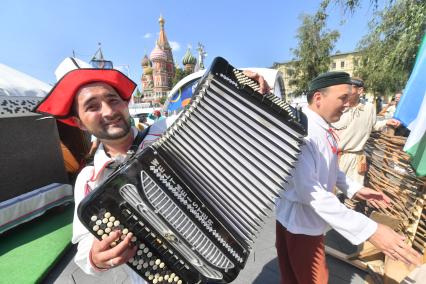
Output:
[0,63,51,97]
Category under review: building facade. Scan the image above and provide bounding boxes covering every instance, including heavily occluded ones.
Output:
[273,51,361,95]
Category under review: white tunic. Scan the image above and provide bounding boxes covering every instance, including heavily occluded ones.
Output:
[332,102,386,183]
[72,118,173,283]
[276,107,377,245]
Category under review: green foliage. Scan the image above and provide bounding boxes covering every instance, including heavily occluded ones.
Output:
[289,4,340,95]
[172,67,191,87]
[134,88,142,97]
[159,95,168,105]
[354,0,426,96]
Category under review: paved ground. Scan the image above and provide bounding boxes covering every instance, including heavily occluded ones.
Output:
[42,211,367,284]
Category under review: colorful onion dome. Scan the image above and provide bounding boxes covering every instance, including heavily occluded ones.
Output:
[141,55,151,67]
[144,66,153,75]
[182,48,196,65]
[150,44,167,61]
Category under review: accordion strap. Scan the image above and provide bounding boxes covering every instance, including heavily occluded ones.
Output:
[129,125,151,154]
[85,126,151,171]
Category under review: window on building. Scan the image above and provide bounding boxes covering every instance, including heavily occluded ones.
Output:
[332,62,336,69]
[341,61,345,68]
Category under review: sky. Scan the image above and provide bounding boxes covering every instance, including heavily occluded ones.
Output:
[0,0,382,88]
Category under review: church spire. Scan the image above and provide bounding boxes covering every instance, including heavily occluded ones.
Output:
[157,15,170,50]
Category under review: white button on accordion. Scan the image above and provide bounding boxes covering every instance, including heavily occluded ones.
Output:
[78,57,307,283]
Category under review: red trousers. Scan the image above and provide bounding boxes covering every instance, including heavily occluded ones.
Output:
[276,222,328,284]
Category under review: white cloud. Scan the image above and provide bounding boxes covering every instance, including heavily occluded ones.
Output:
[143,33,152,39]
[169,41,180,51]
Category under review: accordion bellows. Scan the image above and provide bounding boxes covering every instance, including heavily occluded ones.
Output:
[78,57,307,283]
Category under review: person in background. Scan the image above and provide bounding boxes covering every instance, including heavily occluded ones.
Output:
[375,95,383,114]
[275,72,421,284]
[135,116,149,131]
[378,92,402,118]
[332,78,400,184]
[148,109,162,122]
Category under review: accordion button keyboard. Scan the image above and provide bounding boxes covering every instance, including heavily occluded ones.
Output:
[87,208,188,284]
[158,244,167,253]
[121,208,131,218]
[133,222,143,233]
[127,216,138,227]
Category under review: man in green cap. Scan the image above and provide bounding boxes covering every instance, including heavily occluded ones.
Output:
[275,72,421,284]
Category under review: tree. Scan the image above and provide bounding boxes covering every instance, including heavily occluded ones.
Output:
[354,0,426,96]
[134,88,142,97]
[330,0,383,13]
[159,95,168,105]
[172,67,190,87]
[289,2,340,95]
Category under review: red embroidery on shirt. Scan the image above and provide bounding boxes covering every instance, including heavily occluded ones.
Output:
[326,128,339,154]
[84,182,91,196]
[90,161,113,182]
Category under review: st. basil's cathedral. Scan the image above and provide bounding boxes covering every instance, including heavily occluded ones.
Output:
[140,16,198,106]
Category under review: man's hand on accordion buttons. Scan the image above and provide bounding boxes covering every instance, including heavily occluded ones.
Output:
[90,230,137,270]
[242,70,271,95]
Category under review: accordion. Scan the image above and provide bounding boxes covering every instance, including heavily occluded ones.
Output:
[78,57,307,283]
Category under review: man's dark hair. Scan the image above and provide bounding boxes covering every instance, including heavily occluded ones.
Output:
[307,87,328,104]
[70,100,78,118]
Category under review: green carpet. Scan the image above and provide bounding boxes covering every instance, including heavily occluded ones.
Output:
[0,204,74,284]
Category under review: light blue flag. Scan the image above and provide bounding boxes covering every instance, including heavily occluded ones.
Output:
[394,32,426,176]
[394,33,426,127]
